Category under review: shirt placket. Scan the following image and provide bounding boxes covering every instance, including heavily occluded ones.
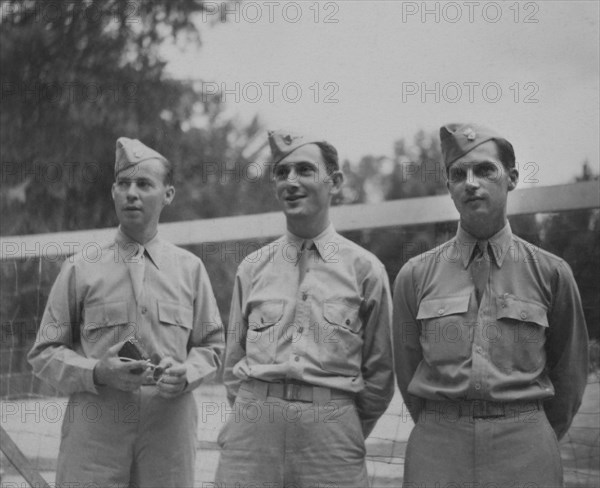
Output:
[470,242,493,398]
[289,241,313,375]
[128,244,150,338]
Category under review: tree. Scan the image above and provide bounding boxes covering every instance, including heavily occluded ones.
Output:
[0,0,263,236]
[539,163,600,339]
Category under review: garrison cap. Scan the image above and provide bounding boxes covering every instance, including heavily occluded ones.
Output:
[115,137,168,176]
[268,129,331,165]
[440,123,507,167]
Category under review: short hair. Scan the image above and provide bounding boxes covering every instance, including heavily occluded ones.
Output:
[160,158,175,186]
[314,141,339,174]
[494,138,516,170]
[445,138,516,175]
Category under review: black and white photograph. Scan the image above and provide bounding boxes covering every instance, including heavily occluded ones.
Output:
[1,1,598,487]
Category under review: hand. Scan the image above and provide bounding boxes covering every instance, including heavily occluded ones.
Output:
[93,341,150,392]
[232,360,250,379]
[155,357,188,399]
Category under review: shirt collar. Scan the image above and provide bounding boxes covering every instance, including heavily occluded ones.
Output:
[285,222,336,260]
[456,222,513,269]
[115,227,162,269]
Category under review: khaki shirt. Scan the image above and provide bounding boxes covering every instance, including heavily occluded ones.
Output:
[28,229,224,395]
[223,224,395,436]
[393,223,588,440]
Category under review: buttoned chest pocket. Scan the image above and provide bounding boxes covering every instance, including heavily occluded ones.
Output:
[319,300,362,376]
[246,300,284,364]
[157,301,193,353]
[82,301,133,352]
[417,295,471,366]
[492,296,548,373]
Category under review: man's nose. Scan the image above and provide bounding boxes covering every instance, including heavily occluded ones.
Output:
[285,168,300,185]
[465,169,480,189]
[126,184,139,199]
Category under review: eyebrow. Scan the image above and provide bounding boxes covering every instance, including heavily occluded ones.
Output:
[116,175,154,182]
[275,161,318,170]
[451,160,498,168]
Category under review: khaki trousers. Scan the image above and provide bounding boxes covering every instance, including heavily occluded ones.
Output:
[215,381,369,488]
[56,386,197,488]
[403,400,563,488]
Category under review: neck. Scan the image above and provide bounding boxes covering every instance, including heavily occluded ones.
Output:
[121,226,158,245]
[286,217,330,240]
[461,217,506,241]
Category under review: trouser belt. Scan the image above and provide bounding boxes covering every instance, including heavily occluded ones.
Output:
[243,378,354,403]
[423,399,543,419]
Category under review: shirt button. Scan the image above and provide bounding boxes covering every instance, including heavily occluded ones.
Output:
[294,356,300,362]
[298,327,304,334]
[345,319,351,326]
[520,312,527,320]
[141,307,147,314]
[474,383,481,390]
[438,308,444,315]
[302,293,308,301]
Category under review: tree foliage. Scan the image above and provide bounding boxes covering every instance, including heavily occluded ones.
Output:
[0,0,268,236]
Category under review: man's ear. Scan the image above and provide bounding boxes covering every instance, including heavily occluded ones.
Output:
[328,170,344,196]
[111,182,116,200]
[163,185,175,205]
[507,167,519,192]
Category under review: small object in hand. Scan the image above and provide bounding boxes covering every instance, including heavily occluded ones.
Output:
[118,339,149,374]
[150,352,164,381]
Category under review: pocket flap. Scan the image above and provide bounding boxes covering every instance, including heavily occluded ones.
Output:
[323,301,360,332]
[84,301,129,329]
[496,296,548,327]
[417,295,470,320]
[248,300,284,331]
[158,301,193,329]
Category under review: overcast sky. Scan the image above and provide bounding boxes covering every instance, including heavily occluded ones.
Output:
[165,1,599,188]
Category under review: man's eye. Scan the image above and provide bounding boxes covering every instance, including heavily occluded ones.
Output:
[477,166,496,178]
[298,166,315,176]
[274,168,288,179]
[117,181,129,188]
[449,169,465,180]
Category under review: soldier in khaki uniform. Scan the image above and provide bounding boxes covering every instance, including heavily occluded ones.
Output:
[29,138,224,488]
[215,130,395,487]
[393,123,589,487]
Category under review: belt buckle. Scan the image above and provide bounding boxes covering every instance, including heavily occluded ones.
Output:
[283,382,301,401]
[472,400,504,419]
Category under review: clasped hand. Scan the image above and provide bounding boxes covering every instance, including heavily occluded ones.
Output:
[93,341,188,398]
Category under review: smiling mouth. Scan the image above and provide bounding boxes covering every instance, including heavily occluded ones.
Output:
[285,195,306,202]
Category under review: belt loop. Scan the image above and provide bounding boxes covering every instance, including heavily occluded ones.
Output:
[312,386,331,405]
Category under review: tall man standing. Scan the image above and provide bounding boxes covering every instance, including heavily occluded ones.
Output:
[215,130,395,487]
[393,123,589,487]
[29,138,224,488]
